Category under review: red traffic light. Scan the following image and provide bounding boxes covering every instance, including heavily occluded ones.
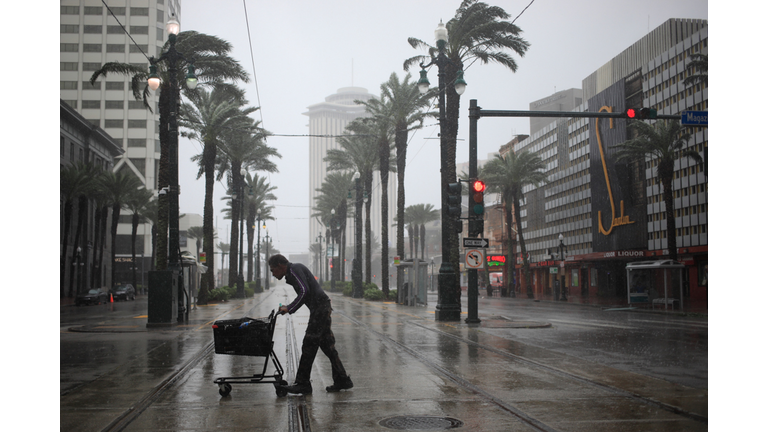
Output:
[472,180,486,193]
[625,108,636,119]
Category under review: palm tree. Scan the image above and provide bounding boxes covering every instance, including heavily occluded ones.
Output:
[100,170,144,288]
[482,151,547,298]
[243,173,276,282]
[313,172,355,282]
[126,188,155,292]
[683,53,707,87]
[405,0,530,293]
[60,163,98,297]
[180,87,255,304]
[612,120,702,262]
[360,72,434,296]
[212,116,277,287]
[90,31,249,274]
[325,119,382,284]
[356,87,397,297]
[409,204,440,259]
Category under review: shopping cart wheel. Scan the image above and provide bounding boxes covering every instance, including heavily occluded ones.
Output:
[218,383,232,397]
[275,383,288,398]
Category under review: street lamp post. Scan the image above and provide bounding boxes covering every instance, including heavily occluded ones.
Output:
[315,233,325,284]
[264,231,271,290]
[330,209,338,292]
[352,172,364,298]
[558,234,567,301]
[255,218,263,291]
[418,21,467,321]
[237,167,247,298]
[146,14,197,324]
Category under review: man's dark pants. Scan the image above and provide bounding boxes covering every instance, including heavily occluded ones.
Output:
[295,300,348,384]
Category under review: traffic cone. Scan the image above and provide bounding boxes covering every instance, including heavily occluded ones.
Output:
[110,293,114,303]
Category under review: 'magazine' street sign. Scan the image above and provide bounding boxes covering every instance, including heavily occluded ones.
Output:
[681,110,708,126]
[463,238,489,248]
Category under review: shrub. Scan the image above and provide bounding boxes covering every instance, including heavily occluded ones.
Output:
[210,287,230,302]
[244,286,254,297]
[363,288,385,301]
[342,282,354,297]
[387,289,397,301]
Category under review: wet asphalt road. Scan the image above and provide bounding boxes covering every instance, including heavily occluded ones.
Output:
[60,286,707,431]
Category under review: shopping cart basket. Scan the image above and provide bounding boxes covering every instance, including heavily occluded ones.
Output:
[212,310,287,397]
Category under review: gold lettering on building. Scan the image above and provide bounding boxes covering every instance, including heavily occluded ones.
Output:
[596,106,635,236]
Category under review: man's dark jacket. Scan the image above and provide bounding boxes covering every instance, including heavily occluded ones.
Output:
[283,262,329,314]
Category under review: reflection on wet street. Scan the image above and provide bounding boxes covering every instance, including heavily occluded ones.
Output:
[61,286,707,431]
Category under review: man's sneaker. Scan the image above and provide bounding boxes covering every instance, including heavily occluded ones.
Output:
[326,376,353,392]
[282,382,312,395]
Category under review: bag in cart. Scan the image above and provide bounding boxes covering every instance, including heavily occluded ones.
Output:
[211,310,287,397]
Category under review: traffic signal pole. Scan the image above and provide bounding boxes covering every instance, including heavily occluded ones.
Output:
[466,100,481,324]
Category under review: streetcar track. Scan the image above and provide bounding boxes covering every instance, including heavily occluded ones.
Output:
[336,303,706,431]
[98,291,278,432]
[284,313,312,432]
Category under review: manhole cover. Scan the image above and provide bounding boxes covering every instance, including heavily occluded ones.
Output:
[379,415,463,430]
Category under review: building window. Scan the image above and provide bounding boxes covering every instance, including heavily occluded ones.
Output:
[105,119,124,129]
[84,6,103,15]
[82,62,102,71]
[61,6,79,14]
[128,101,145,109]
[106,82,125,90]
[129,44,149,53]
[107,26,123,34]
[106,100,125,109]
[128,139,146,148]
[106,44,125,53]
[82,80,101,90]
[61,25,79,34]
[61,137,66,157]
[128,120,146,129]
[83,25,102,34]
[60,81,78,90]
[70,144,75,162]
[130,26,148,35]
[82,100,101,109]
[130,7,149,16]
[61,43,79,52]
[82,43,101,52]
[109,7,125,15]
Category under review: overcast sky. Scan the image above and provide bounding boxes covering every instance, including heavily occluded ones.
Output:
[167,0,710,256]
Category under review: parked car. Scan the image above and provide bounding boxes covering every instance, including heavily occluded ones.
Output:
[111,284,136,301]
[76,289,108,306]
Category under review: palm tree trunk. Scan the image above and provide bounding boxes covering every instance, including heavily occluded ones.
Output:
[199,139,217,304]
[110,202,121,289]
[512,191,533,298]
[504,202,516,298]
[420,224,426,260]
[246,211,255,282]
[364,178,372,284]
[660,161,678,261]
[91,205,102,289]
[379,143,390,297]
[396,122,407,300]
[61,200,73,297]
[97,206,109,287]
[131,213,139,292]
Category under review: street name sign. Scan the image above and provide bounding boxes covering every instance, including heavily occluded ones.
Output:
[681,110,708,126]
[463,238,489,248]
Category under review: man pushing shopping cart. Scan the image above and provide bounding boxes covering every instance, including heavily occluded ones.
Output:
[270,253,353,395]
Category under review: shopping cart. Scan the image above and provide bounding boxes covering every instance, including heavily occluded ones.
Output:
[212,310,287,397]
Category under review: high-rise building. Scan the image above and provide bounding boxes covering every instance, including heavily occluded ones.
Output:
[494,19,707,308]
[304,87,397,277]
[60,0,188,285]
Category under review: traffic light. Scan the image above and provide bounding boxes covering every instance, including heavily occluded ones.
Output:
[447,182,462,218]
[638,107,657,119]
[624,108,636,119]
[471,179,486,217]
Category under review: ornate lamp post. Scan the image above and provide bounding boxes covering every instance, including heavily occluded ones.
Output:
[263,230,271,291]
[146,14,197,325]
[236,167,247,298]
[417,21,467,321]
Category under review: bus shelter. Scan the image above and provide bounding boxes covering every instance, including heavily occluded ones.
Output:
[625,260,685,311]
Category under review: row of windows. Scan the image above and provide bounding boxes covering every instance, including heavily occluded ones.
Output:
[649,223,707,239]
[76,100,149,110]
[62,42,152,54]
[62,81,127,91]
[61,6,160,17]
[646,204,708,222]
[62,24,151,35]
[61,62,146,72]
[645,184,707,204]
[646,40,707,79]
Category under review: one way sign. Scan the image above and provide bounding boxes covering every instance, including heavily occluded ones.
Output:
[463,238,489,248]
